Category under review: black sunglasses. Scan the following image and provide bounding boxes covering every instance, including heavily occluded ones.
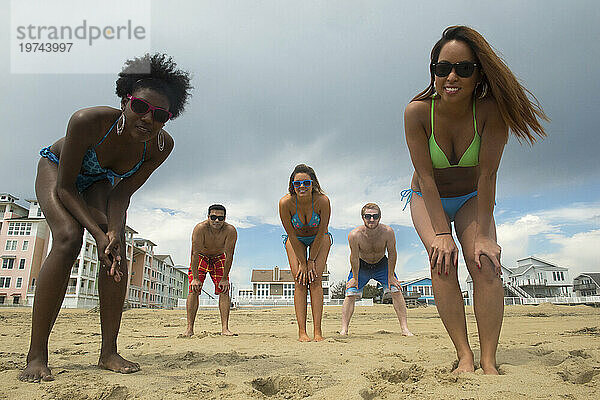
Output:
[363,213,380,220]
[430,62,479,78]
[209,215,225,221]
[127,95,173,123]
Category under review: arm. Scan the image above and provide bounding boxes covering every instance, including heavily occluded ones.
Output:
[347,231,360,289]
[103,132,174,277]
[189,224,203,293]
[386,227,401,289]
[218,226,238,293]
[475,101,508,275]
[306,194,331,280]
[56,110,113,267]
[279,196,310,285]
[404,101,458,274]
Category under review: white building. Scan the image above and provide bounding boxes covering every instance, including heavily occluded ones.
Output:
[466,256,571,300]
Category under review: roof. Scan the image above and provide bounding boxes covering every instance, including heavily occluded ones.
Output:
[154,254,174,265]
[576,273,600,287]
[133,238,157,247]
[400,277,432,287]
[251,268,294,283]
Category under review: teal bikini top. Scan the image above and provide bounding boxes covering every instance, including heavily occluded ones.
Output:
[291,196,320,229]
[429,97,480,168]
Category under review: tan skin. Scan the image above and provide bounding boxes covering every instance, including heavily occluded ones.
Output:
[19,88,174,382]
[405,40,507,374]
[339,209,413,336]
[185,210,237,336]
[278,172,331,342]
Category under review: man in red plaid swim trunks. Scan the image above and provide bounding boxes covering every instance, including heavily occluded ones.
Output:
[184,204,238,336]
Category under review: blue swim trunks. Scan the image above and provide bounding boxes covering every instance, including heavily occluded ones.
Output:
[345,256,400,297]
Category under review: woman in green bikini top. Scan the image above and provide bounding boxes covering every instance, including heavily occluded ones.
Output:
[404,26,548,375]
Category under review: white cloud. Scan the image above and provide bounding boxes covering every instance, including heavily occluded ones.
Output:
[496,214,556,267]
[540,230,600,278]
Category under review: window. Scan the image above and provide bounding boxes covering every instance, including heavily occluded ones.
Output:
[22,241,29,251]
[19,259,26,269]
[16,277,23,288]
[13,296,20,305]
[553,272,557,281]
[5,240,17,251]
[2,258,15,269]
[0,277,11,288]
[37,208,42,217]
[8,222,32,236]
[424,286,431,296]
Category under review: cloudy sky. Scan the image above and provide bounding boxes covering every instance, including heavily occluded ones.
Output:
[2,1,599,293]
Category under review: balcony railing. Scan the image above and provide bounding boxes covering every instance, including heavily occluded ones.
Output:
[574,283,597,291]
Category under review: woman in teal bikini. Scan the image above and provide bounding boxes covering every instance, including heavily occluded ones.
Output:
[20,54,191,382]
[279,164,332,342]
[403,26,547,374]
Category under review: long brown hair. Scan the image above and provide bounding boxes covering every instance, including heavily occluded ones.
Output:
[413,26,548,144]
[288,164,325,196]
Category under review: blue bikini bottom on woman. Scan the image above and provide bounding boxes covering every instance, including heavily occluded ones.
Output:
[282,232,333,247]
[400,189,477,222]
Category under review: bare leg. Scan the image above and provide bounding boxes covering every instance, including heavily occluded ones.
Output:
[391,291,413,336]
[410,192,474,373]
[184,292,199,336]
[97,226,140,374]
[455,199,503,375]
[339,295,356,335]
[285,239,310,341]
[219,293,235,335]
[310,236,331,342]
[308,277,324,341]
[19,160,84,383]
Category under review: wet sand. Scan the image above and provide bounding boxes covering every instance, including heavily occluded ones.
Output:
[1,303,599,399]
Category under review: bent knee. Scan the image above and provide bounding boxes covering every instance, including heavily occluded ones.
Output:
[51,227,83,256]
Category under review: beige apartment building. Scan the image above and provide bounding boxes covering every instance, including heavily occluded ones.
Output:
[1,192,185,309]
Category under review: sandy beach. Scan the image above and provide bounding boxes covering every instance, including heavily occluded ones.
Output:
[1,303,599,399]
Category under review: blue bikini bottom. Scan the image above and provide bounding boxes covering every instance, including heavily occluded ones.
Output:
[400,189,477,222]
[282,232,333,247]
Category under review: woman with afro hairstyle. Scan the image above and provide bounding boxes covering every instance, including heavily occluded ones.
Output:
[20,54,192,382]
[403,26,547,374]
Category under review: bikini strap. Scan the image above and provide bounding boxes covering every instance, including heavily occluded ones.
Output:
[142,141,147,161]
[95,118,119,148]
[431,97,435,136]
[473,99,478,135]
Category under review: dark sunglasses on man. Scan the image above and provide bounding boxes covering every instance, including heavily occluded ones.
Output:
[127,94,173,123]
[209,215,225,221]
[430,61,479,78]
[363,213,380,220]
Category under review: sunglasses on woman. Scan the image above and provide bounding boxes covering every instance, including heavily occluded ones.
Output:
[209,215,225,221]
[127,94,173,123]
[293,180,313,188]
[430,62,479,78]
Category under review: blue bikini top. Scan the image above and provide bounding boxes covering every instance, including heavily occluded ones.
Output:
[80,118,146,179]
[291,196,320,229]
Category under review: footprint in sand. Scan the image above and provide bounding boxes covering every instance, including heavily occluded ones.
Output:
[250,375,313,398]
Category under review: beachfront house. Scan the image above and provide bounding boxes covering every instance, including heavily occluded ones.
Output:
[250,265,330,301]
[1,194,50,306]
[400,277,434,304]
[467,256,571,300]
[572,273,600,296]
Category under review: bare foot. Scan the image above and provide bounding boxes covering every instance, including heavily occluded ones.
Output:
[221,329,238,336]
[180,328,194,337]
[313,334,325,342]
[298,332,311,342]
[452,355,475,374]
[481,361,499,375]
[401,329,414,337]
[338,329,348,336]
[19,359,54,382]
[98,353,140,374]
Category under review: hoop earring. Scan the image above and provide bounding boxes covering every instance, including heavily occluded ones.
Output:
[477,81,489,99]
[116,112,125,136]
[157,131,165,152]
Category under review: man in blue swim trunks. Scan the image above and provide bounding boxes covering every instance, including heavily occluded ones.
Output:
[339,203,413,336]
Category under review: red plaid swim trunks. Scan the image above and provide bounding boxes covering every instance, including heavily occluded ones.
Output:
[188,253,227,294]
